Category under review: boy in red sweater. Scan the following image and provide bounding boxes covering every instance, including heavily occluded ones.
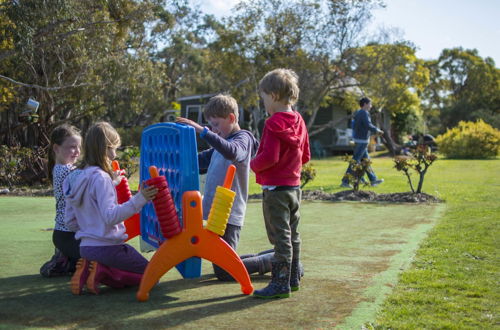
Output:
[251,68,310,298]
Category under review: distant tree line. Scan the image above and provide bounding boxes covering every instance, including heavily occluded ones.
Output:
[1,0,498,153]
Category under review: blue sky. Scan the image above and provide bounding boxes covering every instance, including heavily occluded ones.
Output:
[199,0,500,65]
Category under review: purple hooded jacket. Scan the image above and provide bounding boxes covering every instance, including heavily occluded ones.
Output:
[63,166,147,246]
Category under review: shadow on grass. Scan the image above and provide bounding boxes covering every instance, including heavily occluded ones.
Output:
[0,274,272,328]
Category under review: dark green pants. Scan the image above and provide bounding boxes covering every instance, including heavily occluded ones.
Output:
[262,188,301,264]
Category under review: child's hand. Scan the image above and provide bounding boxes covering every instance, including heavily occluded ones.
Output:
[140,183,158,201]
[111,170,125,186]
[176,117,204,133]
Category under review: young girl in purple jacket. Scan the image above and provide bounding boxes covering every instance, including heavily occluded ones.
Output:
[64,122,158,295]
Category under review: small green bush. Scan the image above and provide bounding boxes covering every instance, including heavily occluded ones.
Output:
[394,145,437,193]
[436,120,500,159]
[342,155,371,192]
[300,163,317,189]
[117,146,140,179]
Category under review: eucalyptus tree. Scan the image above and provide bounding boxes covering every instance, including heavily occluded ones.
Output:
[428,48,500,131]
[203,0,384,133]
[150,0,215,102]
[0,0,168,147]
[344,42,430,154]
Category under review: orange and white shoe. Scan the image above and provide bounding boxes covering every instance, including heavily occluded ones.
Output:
[86,261,104,295]
[70,258,90,295]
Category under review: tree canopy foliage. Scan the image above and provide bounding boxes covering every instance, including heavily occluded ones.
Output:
[1,0,498,154]
[0,0,169,146]
[423,48,499,133]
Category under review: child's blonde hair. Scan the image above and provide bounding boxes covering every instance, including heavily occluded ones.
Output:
[203,94,239,119]
[259,68,300,105]
[47,124,81,182]
[80,122,121,177]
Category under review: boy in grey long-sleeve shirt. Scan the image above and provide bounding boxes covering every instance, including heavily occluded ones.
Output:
[177,94,274,280]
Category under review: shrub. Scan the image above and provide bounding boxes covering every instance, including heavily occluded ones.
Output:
[0,145,47,187]
[436,120,500,159]
[117,146,140,179]
[300,163,317,189]
[342,155,371,192]
[394,145,437,193]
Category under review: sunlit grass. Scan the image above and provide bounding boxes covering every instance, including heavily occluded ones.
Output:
[369,157,500,329]
[98,155,500,328]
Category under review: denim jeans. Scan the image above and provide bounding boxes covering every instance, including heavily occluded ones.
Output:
[342,142,378,183]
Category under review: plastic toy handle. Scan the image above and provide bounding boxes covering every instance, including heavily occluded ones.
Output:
[223,165,236,189]
[149,166,159,178]
[112,160,120,171]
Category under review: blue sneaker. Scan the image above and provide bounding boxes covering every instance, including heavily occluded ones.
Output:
[371,179,384,186]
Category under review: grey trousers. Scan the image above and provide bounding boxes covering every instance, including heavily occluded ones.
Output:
[213,224,241,281]
[262,188,301,264]
[213,224,274,281]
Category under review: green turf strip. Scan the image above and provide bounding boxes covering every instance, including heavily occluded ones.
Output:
[0,197,441,328]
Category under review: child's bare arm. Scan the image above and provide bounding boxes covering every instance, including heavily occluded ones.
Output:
[176,117,204,134]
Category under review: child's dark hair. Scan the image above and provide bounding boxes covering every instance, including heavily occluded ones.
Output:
[80,122,120,178]
[47,124,81,182]
[204,94,239,119]
[359,97,371,107]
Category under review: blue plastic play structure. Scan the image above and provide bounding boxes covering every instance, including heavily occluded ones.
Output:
[139,122,201,278]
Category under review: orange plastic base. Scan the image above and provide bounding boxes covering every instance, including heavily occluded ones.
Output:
[136,191,254,301]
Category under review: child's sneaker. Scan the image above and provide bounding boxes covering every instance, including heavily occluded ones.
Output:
[70,259,90,295]
[86,261,104,294]
[40,249,72,277]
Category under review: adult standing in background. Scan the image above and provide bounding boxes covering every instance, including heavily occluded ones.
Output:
[341,97,384,188]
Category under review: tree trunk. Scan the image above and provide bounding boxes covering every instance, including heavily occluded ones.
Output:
[380,130,399,156]
[416,167,428,193]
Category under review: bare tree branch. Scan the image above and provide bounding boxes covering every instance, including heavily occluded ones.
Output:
[0,74,89,91]
[308,115,351,137]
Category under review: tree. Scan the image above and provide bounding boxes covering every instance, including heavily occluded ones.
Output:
[0,0,16,112]
[344,42,430,154]
[202,0,384,133]
[423,48,500,133]
[0,0,168,147]
[151,1,213,102]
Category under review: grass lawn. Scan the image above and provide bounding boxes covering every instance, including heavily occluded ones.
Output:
[287,156,499,329]
[0,156,498,328]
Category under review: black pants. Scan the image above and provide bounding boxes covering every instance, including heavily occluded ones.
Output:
[52,230,81,261]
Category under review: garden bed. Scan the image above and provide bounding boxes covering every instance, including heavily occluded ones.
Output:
[1,186,442,203]
[250,190,442,203]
